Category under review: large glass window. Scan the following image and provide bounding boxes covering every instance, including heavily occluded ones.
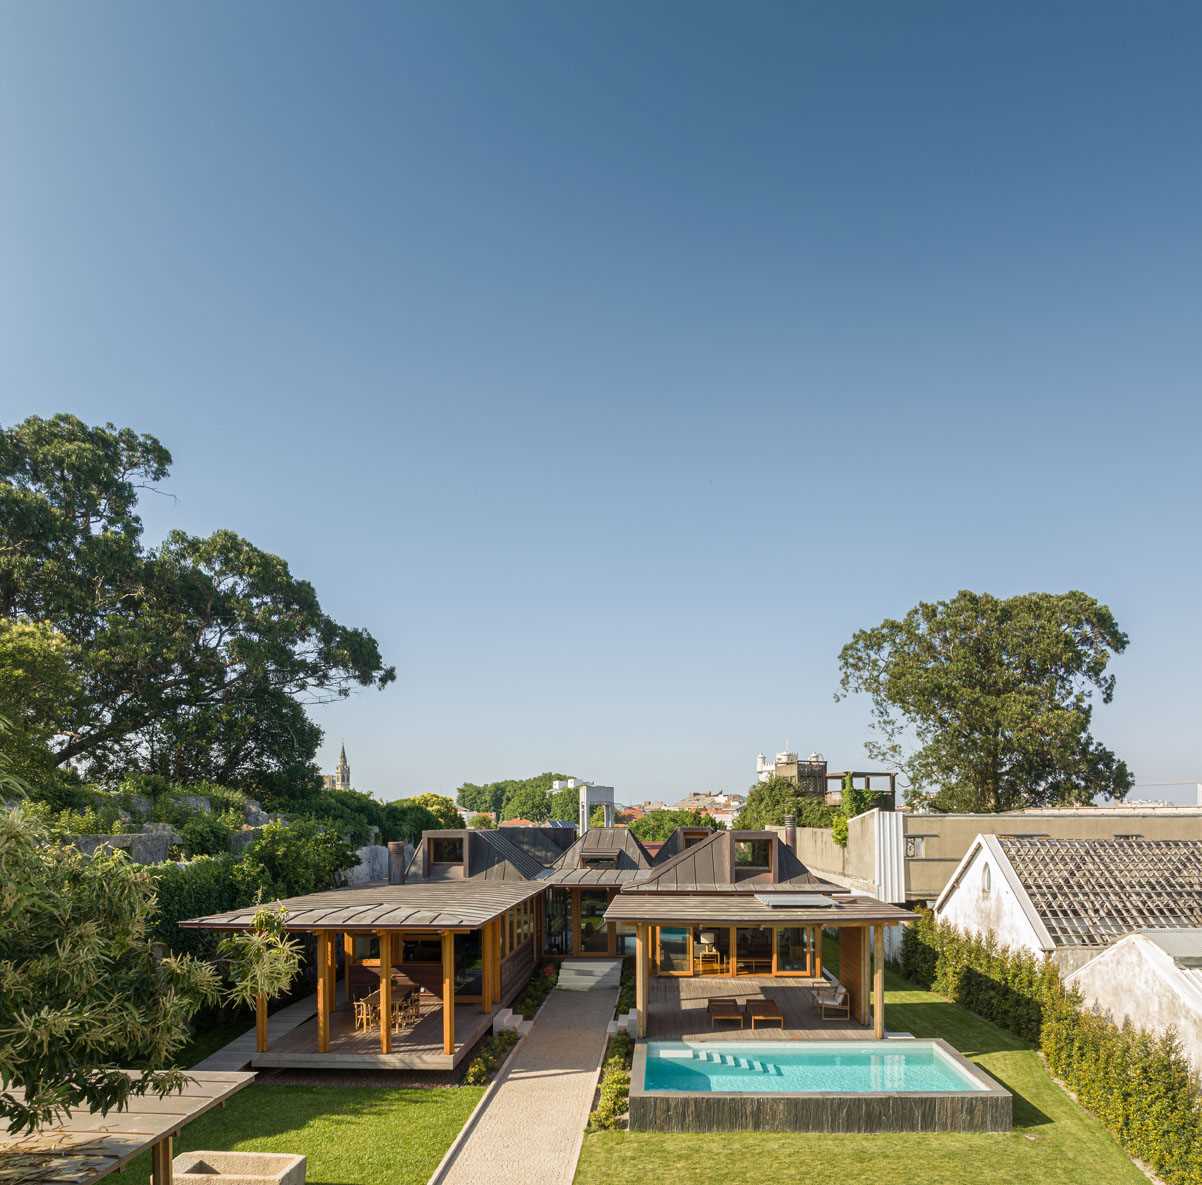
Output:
[454,931,482,994]
[544,888,571,955]
[656,926,692,974]
[775,927,811,974]
[431,837,464,863]
[580,890,610,953]
[734,839,770,868]
[735,926,773,974]
[693,926,729,975]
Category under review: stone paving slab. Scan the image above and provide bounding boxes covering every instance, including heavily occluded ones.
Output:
[436,986,619,1185]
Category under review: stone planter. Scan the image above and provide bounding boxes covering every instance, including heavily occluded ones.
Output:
[174,1152,307,1185]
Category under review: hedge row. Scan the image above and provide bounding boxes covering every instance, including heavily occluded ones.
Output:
[588,1032,633,1131]
[902,909,1202,1185]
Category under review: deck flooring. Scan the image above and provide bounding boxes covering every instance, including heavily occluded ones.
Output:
[250,995,493,1070]
[647,975,870,1041]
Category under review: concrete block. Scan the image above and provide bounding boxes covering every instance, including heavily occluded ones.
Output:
[175,1152,306,1185]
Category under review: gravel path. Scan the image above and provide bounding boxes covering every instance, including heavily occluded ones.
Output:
[437,986,619,1185]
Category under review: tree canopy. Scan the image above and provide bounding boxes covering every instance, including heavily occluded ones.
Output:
[733,778,835,830]
[455,772,572,819]
[0,807,220,1133]
[404,792,461,829]
[627,808,724,842]
[0,414,394,789]
[837,589,1132,811]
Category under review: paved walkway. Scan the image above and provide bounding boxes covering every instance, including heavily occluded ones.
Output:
[191,994,318,1070]
[436,985,619,1185]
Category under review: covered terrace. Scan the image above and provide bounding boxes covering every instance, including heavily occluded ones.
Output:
[604,890,916,1039]
[180,879,546,1071]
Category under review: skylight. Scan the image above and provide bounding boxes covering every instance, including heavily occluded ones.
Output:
[754,893,837,908]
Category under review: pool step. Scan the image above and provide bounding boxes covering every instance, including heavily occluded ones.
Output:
[693,1049,782,1075]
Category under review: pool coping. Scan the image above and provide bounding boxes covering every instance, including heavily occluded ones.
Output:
[629,1037,1013,1133]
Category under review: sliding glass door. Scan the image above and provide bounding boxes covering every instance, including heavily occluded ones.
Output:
[655,927,693,975]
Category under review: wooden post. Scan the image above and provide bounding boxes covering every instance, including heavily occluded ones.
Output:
[379,930,393,1054]
[873,924,886,1039]
[635,923,648,1037]
[343,933,355,1004]
[255,993,268,1053]
[151,1135,173,1185]
[327,930,337,1010]
[441,929,456,1056]
[729,926,738,977]
[812,926,823,981]
[316,930,330,1052]
[481,923,493,1013]
[570,890,581,956]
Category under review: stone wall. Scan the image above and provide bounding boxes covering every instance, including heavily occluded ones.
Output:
[344,843,390,885]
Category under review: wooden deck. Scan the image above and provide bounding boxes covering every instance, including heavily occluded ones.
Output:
[647,975,870,1042]
[250,995,493,1071]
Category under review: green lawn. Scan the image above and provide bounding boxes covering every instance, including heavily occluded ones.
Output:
[120,1085,484,1185]
[574,966,1146,1185]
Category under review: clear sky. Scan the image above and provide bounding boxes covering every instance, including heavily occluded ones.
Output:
[3,3,1200,805]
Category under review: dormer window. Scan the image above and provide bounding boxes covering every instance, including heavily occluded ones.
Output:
[735,839,771,869]
[431,837,464,864]
[583,853,618,869]
[682,830,708,849]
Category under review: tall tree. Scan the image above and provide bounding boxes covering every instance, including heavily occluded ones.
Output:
[0,415,394,786]
[837,590,1132,811]
[405,792,461,829]
[627,808,723,842]
[733,779,834,830]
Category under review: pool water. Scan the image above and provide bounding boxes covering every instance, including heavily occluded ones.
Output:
[643,1040,986,1094]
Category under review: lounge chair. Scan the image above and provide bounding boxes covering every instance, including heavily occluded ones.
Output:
[707,996,744,1029]
[814,972,850,1020]
[745,998,785,1030]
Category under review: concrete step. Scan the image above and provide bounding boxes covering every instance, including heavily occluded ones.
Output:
[557,959,624,991]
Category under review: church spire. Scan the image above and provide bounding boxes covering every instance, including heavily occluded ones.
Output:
[335,744,351,790]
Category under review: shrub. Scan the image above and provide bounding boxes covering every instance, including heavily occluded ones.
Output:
[463,1030,520,1085]
[588,1032,633,1130]
[514,961,559,1019]
[179,812,234,857]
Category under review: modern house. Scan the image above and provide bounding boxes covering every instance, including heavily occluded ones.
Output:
[933,834,1202,973]
[180,824,914,1073]
[1064,929,1202,1075]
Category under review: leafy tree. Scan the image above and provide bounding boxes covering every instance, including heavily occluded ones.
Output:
[628,808,724,843]
[382,798,441,843]
[468,812,496,829]
[548,784,581,822]
[232,818,358,900]
[734,777,834,830]
[454,772,572,818]
[219,906,303,1008]
[178,811,235,857]
[0,414,395,787]
[455,782,498,814]
[501,783,552,822]
[837,590,1133,811]
[405,792,461,829]
[0,807,220,1133]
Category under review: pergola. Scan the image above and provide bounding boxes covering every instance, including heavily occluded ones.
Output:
[181,880,546,1061]
[0,1072,255,1185]
[603,891,916,1038]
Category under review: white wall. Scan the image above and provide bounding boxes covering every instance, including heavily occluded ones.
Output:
[935,844,1046,958]
[1066,936,1202,1077]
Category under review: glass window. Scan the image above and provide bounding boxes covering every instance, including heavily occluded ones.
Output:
[402,936,442,962]
[734,926,773,974]
[454,931,482,994]
[431,837,464,863]
[544,888,571,955]
[580,890,610,953]
[735,839,771,867]
[775,927,811,973]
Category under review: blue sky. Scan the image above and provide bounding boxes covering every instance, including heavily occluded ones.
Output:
[3,3,1200,804]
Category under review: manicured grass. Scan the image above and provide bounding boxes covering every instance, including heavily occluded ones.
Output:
[120,1085,484,1185]
[574,963,1146,1185]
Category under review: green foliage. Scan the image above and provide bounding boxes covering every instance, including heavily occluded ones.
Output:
[179,811,234,857]
[233,818,359,901]
[0,806,220,1133]
[382,798,441,843]
[615,956,635,1016]
[830,772,888,848]
[588,1032,633,1131]
[500,783,551,822]
[837,590,1132,811]
[0,413,394,788]
[628,808,723,842]
[830,814,848,847]
[733,777,834,830]
[467,812,496,829]
[454,772,573,819]
[462,1029,520,1085]
[514,961,559,1019]
[404,792,461,829]
[219,906,304,1008]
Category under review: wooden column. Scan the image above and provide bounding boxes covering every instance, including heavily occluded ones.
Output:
[729,926,738,978]
[379,930,393,1053]
[151,1135,174,1185]
[570,890,581,956]
[255,993,268,1053]
[812,927,823,981]
[327,931,338,1007]
[481,923,494,1013]
[316,930,330,1052]
[635,923,649,1037]
[441,929,456,1056]
[343,933,356,1004]
[490,919,502,1004]
[873,924,886,1039]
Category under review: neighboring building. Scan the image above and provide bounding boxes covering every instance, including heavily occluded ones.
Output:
[934,835,1202,973]
[321,744,352,791]
[549,777,616,834]
[754,748,897,807]
[1065,930,1202,1076]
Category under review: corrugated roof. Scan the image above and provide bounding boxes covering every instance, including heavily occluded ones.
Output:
[998,837,1202,947]
[543,868,650,886]
[179,879,547,932]
[472,828,549,879]
[604,892,915,926]
[551,827,656,871]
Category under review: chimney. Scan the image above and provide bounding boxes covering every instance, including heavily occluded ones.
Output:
[387,841,407,884]
[784,813,797,852]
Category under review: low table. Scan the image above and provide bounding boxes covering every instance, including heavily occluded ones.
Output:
[745,1000,785,1029]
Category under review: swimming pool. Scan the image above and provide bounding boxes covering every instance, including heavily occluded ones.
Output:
[629,1039,1012,1132]
[643,1040,985,1093]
